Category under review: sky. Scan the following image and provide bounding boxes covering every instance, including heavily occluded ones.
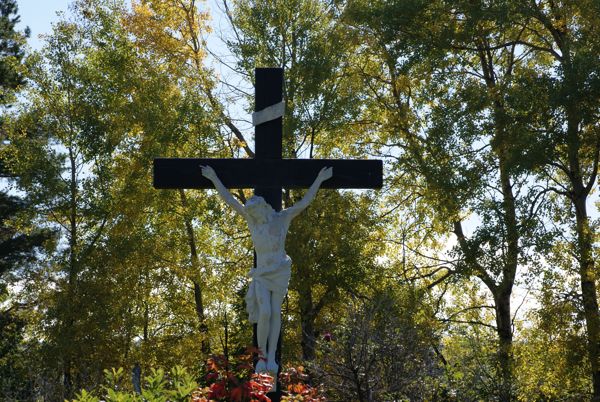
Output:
[17,0,72,50]
[15,0,251,126]
[16,0,229,52]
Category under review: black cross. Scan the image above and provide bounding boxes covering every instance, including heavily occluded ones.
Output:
[154,68,382,196]
[153,68,382,399]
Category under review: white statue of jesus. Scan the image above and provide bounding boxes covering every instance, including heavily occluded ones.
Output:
[201,165,333,375]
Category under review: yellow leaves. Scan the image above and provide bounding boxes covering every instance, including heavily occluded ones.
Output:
[231,136,249,151]
[392,74,411,96]
[125,0,211,75]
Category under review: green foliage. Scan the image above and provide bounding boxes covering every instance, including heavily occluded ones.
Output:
[71,365,197,402]
[71,352,326,402]
[341,0,593,399]
[286,190,382,360]
[2,0,600,400]
[514,244,593,400]
[0,0,28,105]
[0,1,51,399]
[0,201,47,397]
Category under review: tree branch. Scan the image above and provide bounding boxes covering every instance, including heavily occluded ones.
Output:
[453,220,497,292]
[584,138,600,195]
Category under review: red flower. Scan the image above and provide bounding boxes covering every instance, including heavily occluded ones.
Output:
[205,372,218,381]
[230,385,244,401]
[208,382,226,399]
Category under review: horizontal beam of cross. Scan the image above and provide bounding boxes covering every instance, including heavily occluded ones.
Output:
[154,158,383,189]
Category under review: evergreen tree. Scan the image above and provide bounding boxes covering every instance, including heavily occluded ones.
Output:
[0,0,28,104]
[0,1,49,398]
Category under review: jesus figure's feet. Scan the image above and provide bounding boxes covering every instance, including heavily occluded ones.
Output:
[255,359,267,373]
[266,360,278,375]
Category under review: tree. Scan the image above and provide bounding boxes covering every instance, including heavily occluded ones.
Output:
[0,193,51,399]
[342,1,553,399]
[0,0,28,106]
[4,1,141,396]
[287,191,382,361]
[0,1,50,398]
[509,2,600,398]
[515,249,591,399]
[126,0,209,355]
[314,287,443,401]
[224,0,367,157]
[4,1,254,396]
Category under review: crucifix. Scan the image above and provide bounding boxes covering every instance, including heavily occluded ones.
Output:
[154,68,382,397]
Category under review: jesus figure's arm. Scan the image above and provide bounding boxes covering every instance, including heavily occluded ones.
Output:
[200,165,246,217]
[282,167,333,220]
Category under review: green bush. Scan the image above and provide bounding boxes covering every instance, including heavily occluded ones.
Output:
[72,349,325,401]
[72,366,197,402]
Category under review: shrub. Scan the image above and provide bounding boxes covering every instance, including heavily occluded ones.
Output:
[72,348,326,402]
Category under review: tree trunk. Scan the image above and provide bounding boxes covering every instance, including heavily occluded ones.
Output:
[494,290,513,402]
[63,145,78,400]
[299,286,316,361]
[496,147,517,402]
[301,315,316,361]
[193,280,210,354]
[564,98,600,398]
[179,189,210,354]
[143,301,149,342]
[574,194,600,399]
[63,360,72,400]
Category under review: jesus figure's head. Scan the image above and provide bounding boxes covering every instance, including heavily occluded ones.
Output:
[245,196,274,223]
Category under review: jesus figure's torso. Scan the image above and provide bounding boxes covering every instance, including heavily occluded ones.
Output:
[247,213,291,269]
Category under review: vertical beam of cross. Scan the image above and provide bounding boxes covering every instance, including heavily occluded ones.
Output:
[253,68,284,400]
[254,67,283,210]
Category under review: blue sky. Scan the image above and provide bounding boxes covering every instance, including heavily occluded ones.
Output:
[16,0,226,51]
[17,0,72,50]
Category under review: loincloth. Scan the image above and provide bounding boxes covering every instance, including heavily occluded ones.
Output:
[245,257,292,323]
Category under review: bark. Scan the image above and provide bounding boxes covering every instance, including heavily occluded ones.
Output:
[454,154,518,402]
[143,301,149,342]
[494,289,513,402]
[63,363,72,400]
[495,144,518,402]
[574,194,600,399]
[299,286,316,361]
[566,110,600,399]
[193,280,210,353]
[451,48,519,397]
[483,40,518,399]
[179,189,210,354]
[63,145,78,399]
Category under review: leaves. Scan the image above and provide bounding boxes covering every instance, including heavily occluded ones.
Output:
[3,0,600,400]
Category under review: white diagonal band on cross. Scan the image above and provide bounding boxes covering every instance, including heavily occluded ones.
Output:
[252,101,285,126]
